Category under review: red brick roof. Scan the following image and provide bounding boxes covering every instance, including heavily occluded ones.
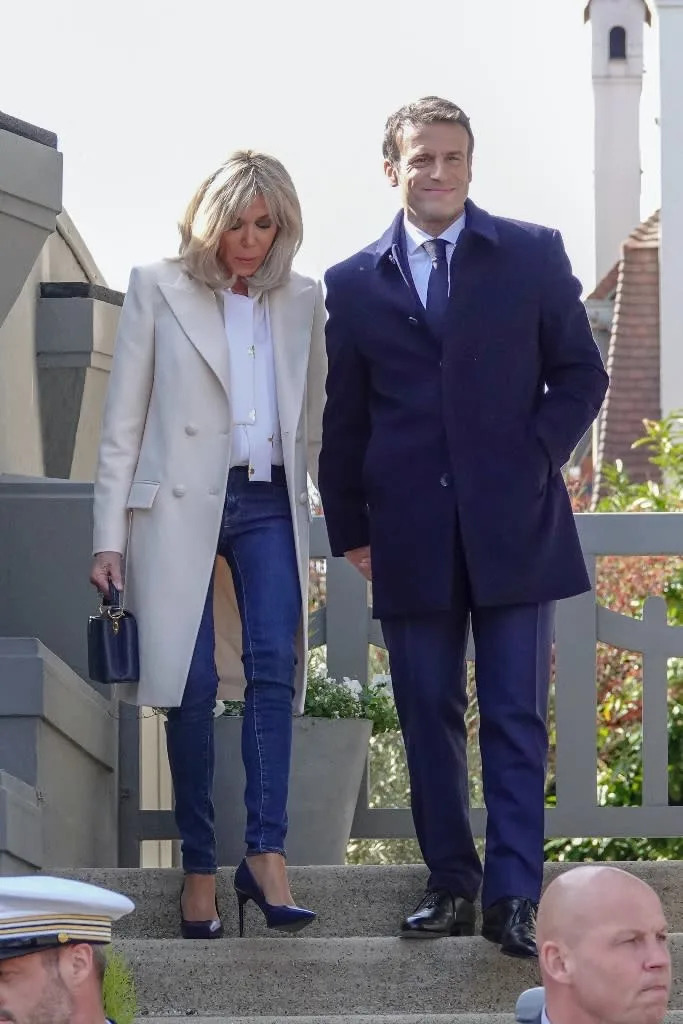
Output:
[587,262,619,302]
[583,1,651,25]
[596,210,661,483]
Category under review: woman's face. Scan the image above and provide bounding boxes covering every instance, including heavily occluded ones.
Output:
[218,194,278,278]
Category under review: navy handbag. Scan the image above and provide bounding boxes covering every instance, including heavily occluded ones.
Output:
[87,581,139,684]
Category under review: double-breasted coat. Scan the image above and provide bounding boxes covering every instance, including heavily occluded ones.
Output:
[93,260,326,712]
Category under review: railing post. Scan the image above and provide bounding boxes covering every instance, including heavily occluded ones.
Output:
[118,701,141,867]
[553,557,600,831]
[325,556,370,687]
[641,596,672,807]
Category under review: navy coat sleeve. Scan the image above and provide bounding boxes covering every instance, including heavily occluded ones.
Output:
[534,230,609,472]
[318,266,372,556]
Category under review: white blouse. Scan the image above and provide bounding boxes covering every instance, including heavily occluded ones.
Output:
[222,289,283,482]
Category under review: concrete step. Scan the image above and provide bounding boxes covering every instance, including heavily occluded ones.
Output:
[72,862,683,939]
[116,936,538,1016]
[127,1017,683,1024]
[136,1017,515,1023]
[114,935,683,1017]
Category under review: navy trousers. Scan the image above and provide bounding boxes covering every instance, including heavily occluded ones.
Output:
[381,530,555,908]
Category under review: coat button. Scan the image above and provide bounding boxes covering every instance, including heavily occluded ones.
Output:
[299,491,308,504]
[185,424,198,436]
[440,474,452,488]
[173,485,186,497]
[408,316,419,326]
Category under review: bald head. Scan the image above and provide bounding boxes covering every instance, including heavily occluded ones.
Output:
[538,866,663,948]
[537,866,670,1024]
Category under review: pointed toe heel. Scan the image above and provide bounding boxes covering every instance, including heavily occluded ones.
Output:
[233,858,316,937]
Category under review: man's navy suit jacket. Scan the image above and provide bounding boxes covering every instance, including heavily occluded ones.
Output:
[318,199,609,619]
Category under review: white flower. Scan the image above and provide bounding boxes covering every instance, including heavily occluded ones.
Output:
[372,673,393,695]
[342,676,363,695]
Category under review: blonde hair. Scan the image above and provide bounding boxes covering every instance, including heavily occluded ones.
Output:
[177,150,303,291]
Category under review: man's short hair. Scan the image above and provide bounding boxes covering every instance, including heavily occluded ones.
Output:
[382,96,475,166]
[42,943,107,987]
[91,944,107,986]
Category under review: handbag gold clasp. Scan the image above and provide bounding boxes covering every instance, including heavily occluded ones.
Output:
[98,603,124,635]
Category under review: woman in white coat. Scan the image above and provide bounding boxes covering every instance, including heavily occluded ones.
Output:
[90,152,326,939]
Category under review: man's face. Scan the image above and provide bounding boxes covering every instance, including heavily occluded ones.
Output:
[385,121,472,236]
[566,890,671,1024]
[0,950,72,1024]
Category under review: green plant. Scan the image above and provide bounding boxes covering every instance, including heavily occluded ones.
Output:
[598,412,683,513]
[221,649,399,737]
[102,949,137,1024]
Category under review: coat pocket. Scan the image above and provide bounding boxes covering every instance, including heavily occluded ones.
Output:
[126,480,160,510]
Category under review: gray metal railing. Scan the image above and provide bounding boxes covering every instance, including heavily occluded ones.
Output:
[118,512,683,865]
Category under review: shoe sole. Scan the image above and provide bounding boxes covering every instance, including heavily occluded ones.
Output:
[399,924,475,939]
[267,916,316,934]
[501,945,538,959]
[180,925,224,940]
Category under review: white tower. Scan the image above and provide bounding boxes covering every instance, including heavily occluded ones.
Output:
[585,0,650,282]
[654,0,683,416]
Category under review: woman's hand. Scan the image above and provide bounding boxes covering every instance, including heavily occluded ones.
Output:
[90,551,124,594]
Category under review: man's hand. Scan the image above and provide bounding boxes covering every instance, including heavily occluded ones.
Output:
[345,545,372,581]
[90,551,124,594]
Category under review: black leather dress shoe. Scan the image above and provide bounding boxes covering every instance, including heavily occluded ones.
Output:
[481,897,538,958]
[400,889,476,939]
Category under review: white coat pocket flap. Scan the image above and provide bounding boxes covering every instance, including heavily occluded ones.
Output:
[126,480,160,509]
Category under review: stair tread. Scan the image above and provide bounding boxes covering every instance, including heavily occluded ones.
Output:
[112,935,683,1016]
[66,862,683,938]
[136,1017,515,1023]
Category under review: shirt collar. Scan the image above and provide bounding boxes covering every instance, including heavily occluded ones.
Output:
[403,211,466,256]
[541,1008,551,1024]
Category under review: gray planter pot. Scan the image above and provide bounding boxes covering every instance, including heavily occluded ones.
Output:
[213,715,372,865]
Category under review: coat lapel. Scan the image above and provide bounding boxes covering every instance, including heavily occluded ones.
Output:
[268,277,314,435]
[158,273,231,400]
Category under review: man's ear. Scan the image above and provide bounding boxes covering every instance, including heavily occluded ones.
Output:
[540,940,572,984]
[383,159,399,188]
[60,943,94,990]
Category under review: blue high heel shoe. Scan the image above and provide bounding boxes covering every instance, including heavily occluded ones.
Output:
[233,858,316,937]
[179,881,224,940]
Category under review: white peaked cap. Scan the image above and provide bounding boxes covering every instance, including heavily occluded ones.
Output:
[0,875,135,960]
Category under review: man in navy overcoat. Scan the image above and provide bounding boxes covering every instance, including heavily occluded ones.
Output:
[318,97,608,958]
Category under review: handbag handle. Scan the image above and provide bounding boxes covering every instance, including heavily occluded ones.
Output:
[99,580,124,620]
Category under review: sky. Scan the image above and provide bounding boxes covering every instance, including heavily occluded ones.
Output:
[1,0,662,294]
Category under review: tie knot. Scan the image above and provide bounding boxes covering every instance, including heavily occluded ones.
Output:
[423,237,448,267]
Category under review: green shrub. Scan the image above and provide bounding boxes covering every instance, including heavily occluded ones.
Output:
[102,949,137,1024]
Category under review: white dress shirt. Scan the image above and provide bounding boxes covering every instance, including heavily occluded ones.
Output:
[222,289,283,482]
[541,1008,551,1024]
[403,211,466,308]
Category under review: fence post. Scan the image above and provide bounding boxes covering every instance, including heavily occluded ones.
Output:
[118,702,141,867]
[325,556,370,687]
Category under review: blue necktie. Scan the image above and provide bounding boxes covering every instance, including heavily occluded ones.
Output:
[423,238,449,330]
